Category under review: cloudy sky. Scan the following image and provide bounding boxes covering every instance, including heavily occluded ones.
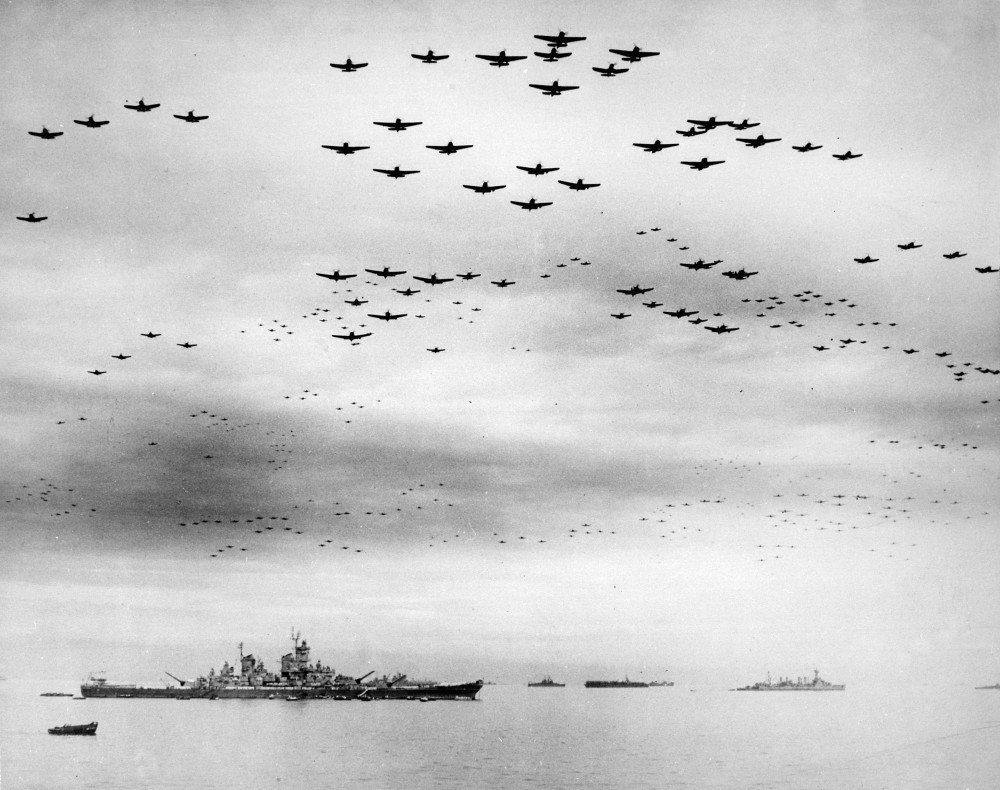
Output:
[2,0,997,686]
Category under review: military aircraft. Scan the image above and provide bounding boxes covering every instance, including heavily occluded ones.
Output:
[664,308,698,318]
[609,46,659,62]
[140,331,161,338]
[332,331,372,341]
[593,63,628,76]
[535,31,587,47]
[633,139,678,152]
[74,115,109,128]
[322,142,370,154]
[854,255,878,264]
[611,313,631,319]
[394,287,421,296]
[365,267,406,278]
[706,324,739,333]
[475,50,527,67]
[897,241,922,249]
[463,182,506,193]
[373,118,422,131]
[902,349,919,354]
[174,110,209,122]
[373,166,420,178]
[643,301,663,308]
[516,163,559,175]
[721,269,758,279]
[813,345,829,351]
[124,99,160,112]
[412,50,448,63]
[558,178,600,190]
[680,259,717,270]
[729,119,760,130]
[535,47,571,61]
[976,266,999,273]
[943,251,967,259]
[427,347,446,353]
[511,197,553,210]
[345,298,368,306]
[689,317,708,325]
[413,273,454,285]
[617,284,654,296]
[736,134,781,147]
[456,272,482,280]
[111,354,131,360]
[687,116,729,129]
[528,80,579,96]
[329,58,367,71]
[676,127,709,137]
[88,370,106,375]
[16,212,47,222]
[28,127,62,139]
[177,342,197,348]
[792,142,822,152]
[316,270,357,281]
[491,279,515,287]
[832,150,862,160]
[426,141,473,154]
[368,311,407,321]
[681,158,725,170]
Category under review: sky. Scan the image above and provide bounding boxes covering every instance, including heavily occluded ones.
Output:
[1,0,998,688]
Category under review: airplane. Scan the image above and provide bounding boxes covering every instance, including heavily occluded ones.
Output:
[373,118,422,131]
[706,324,739,333]
[935,352,952,357]
[534,31,587,48]
[689,317,708,324]
[528,80,579,96]
[124,99,160,112]
[593,63,628,76]
[897,241,922,249]
[510,197,552,210]
[111,354,131,360]
[427,347,446,353]
[373,166,420,178]
[412,50,448,63]
[609,46,659,62]
[177,342,197,348]
[611,313,631,319]
[475,50,527,67]
[558,178,600,190]
[617,284,654,296]
[413,273,454,285]
[174,110,209,122]
[316,270,357,281]
[680,260,717,270]
[516,163,559,175]
[676,127,709,137]
[88,370,106,375]
[345,298,368,306]
[813,345,829,351]
[463,182,506,193]
[426,141,473,154]
[491,279,515,287]
[28,127,62,139]
[942,251,967,259]
[687,116,730,129]
[721,269,758,279]
[74,115,109,128]
[832,150,862,160]
[322,142,370,154]
[140,331,161,338]
[643,301,662,308]
[736,135,781,147]
[368,311,407,321]
[332,331,372,341]
[365,267,406,277]
[535,48,572,62]
[792,142,822,152]
[663,308,697,317]
[394,287,421,296]
[633,139,678,152]
[636,230,646,235]
[729,119,759,130]
[854,255,879,264]
[902,349,919,354]
[975,266,999,273]
[681,158,725,170]
[16,212,47,222]
[329,58,367,71]
[456,272,481,280]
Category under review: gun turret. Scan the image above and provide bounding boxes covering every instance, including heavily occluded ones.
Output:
[386,674,407,688]
[354,670,375,684]
[165,672,187,687]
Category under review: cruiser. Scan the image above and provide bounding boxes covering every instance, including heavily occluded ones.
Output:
[734,669,844,691]
[528,676,565,687]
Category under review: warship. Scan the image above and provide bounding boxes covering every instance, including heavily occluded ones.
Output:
[585,678,648,688]
[734,669,844,691]
[974,683,1000,690]
[528,675,565,687]
[81,630,482,701]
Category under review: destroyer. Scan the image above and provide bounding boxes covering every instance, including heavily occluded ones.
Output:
[585,678,648,688]
[81,630,482,701]
[734,669,844,691]
[528,675,565,687]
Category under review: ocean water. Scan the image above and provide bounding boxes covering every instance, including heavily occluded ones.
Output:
[2,681,997,789]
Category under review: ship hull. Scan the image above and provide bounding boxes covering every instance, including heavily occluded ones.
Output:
[735,686,845,691]
[585,681,648,688]
[82,681,482,700]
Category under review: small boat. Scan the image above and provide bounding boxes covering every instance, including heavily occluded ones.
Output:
[49,722,98,736]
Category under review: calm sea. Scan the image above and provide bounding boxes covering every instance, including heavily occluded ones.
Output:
[2,680,997,789]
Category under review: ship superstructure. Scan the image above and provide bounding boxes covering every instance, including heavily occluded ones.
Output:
[734,669,844,691]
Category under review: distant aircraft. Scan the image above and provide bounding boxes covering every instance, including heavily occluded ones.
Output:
[534,31,587,48]
[491,279,516,287]
[510,197,553,210]
[174,110,209,122]
[689,317,708,325]
[813,345,829,351]
[721,269,758,280]
[593,63,628,76]
[681,158,725,170]
[557,178,600,190]
[463,182,506,193]
[412,50,448,63]
[854,255,878,264]
[365,267,406,277]
[687,116,729,129]
[88,370,106,375]
[413,273,454,285]
[427,347,446,353]
[475,50,527,67]
[73,115,109,128]
[345,298,368,306]
[322,142,370,154]
[124,99,159,112]
[516,163,559,175]
[633,139,678,152]
[706,324,739,333]
[609,46,659,62]
[792,142,822,152]
[736,135,781,147]
[729,119,759,130]
[643,301,663,308]
[535,48,571,62]
[664,308,698,318]
[976,266,999,273]
[832,150,862,160]
[373,118,422,131]
[456,272,481,280]
[394,287,421,296]
[368,311,407,321]
[426,141,473,155]
[373,166,420,178]
[177,342,197,348]
[332,331,372,341]
[611,313,631,319]
[676,127,709,137]
[28,127,62,139]
[111,354,131,360]
[16,212,47,222]
[528,80,579,96]
[942,251,967,259]
[316,270,357,281]
[680,259,717,270]
[897,241,922,249]
[617,284,654,296]
[330,58,367,71]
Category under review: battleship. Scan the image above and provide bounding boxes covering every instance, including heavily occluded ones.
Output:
[585,678,649,688]
[81,630,483,701]
[734,669,844,691]
[528,676,565,687]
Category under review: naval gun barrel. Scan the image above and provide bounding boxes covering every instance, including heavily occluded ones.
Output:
[164,672,187,687]
[354,670,375,684]
[386,674,407,687]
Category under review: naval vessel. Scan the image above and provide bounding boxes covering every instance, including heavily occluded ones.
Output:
[734,669,844,691]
